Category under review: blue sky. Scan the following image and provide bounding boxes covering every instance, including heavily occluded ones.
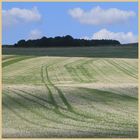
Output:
[2,2,138,44]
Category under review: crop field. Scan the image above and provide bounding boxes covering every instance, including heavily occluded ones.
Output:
[2,46,138,138]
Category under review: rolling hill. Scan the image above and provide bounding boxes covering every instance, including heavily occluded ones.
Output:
[2,44,138,138]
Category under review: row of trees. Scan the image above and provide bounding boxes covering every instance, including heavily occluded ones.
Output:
[14,35,120,47]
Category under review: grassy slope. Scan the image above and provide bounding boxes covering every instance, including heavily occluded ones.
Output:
[2,46,138,138]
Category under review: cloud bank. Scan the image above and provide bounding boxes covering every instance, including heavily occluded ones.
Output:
[69,6,135,25]
[2,7,41,26]
[84,29,137,44]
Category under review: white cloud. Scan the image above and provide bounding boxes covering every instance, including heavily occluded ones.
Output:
[2,7,41,26]
[69,6,135,25]
[28,29,42,40]
[86,29,137,44]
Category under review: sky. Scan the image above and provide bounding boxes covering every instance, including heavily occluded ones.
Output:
[2,2,138,45]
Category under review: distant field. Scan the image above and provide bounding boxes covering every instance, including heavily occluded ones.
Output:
[2,45,138,58]
[2,45,138,138]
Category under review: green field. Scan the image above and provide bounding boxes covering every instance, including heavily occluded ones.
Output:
[2,46,138,138]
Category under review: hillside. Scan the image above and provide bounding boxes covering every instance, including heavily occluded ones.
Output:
[2,44,138,138]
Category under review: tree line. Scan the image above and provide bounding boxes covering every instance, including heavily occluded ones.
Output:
[14,35,120,47]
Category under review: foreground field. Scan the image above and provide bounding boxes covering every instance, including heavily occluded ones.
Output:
[2,46,138,138]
